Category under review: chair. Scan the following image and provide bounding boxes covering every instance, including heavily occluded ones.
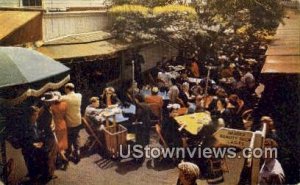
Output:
[147,102,169,147]
[82,117,103,151]
[206,157,227,184]
[147,103,163,125]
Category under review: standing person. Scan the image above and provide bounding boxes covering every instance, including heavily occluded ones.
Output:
[259,139,285,185]
[21,106,49,183]
[133,94,154,163]
[61,83,82,164]
[39,92,58,182]
[51,91,69,170]
[133,51,145,87]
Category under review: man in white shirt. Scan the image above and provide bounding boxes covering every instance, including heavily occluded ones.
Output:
[85,97,104,127]
[61,83,82,164]
[259,138,285,185]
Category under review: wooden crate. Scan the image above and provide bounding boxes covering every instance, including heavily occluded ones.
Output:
[103,124,127,158]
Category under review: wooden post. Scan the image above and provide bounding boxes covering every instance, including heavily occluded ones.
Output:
[120,51,124,82]
[132,60,135,85]
[204,66,211,96]
[246,133,256,167]
[251,131,263,185]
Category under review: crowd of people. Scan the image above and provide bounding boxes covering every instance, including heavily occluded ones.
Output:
[19,83,82,184]
[13,42,286,184]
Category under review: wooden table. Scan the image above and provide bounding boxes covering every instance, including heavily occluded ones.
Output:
[174,112,212,135]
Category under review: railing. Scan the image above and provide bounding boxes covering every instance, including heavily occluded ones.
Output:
[43,11,111,41]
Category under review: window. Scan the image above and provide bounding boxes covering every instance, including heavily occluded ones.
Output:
[22,0,42,6]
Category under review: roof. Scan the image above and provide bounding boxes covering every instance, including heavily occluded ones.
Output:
[0,11,41,41]
[37,39,132,60]
[44,31,113,46]
[262,10,300,74]
[37,31,144,60]
[262,56,300,73]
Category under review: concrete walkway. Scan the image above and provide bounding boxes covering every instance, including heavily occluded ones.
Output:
[6,129,244,185]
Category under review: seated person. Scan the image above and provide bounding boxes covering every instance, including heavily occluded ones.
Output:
[85,97,104,128]
[216,98,232,127]
[181,82,195,101]
[145,87,164,120]
[168,78,182,104]
[157,72,172,91]
[176,70,189,85]
[191,81,204,96]
[161,104,182,148]
[179,82,196,113]
[144,87,167,147]
[126,82,140,103]
[100,87,121,107]
[227,94,244,129]
[187,57,200,78]
[195,95,205,112]
[228,94,244,115]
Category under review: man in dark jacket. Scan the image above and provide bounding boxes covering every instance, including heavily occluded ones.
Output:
[21,106,53,183]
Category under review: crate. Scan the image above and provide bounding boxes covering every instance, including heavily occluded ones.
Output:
[103,124,127,158]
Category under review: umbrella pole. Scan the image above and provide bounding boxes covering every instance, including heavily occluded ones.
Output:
[203,66,212,108]
[0,140,7,184]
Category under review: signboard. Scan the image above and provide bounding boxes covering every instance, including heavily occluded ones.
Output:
[213,128,253,148]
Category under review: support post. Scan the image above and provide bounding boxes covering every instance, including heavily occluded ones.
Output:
[251,131,263,185]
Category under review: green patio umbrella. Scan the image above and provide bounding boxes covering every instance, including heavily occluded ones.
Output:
[0,47,70,106]
[0,47,70,181]
[0,47,69,88]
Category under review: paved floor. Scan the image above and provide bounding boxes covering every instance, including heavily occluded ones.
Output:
[6,129,245,185]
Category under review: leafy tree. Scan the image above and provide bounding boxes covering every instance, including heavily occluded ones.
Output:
[109,4,206,54]
[107,0,178,7]
[108,0,284,57]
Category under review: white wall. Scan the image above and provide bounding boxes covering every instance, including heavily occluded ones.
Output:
[43,0,107,9]
[0,0,20,7]
[0,0,107,9]
[43,11,111,41]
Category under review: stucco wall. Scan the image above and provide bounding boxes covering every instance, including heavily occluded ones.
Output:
[0,0,107,8]
[43,0,107,9]
[0,0,20,7]
[43,11,111,41]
